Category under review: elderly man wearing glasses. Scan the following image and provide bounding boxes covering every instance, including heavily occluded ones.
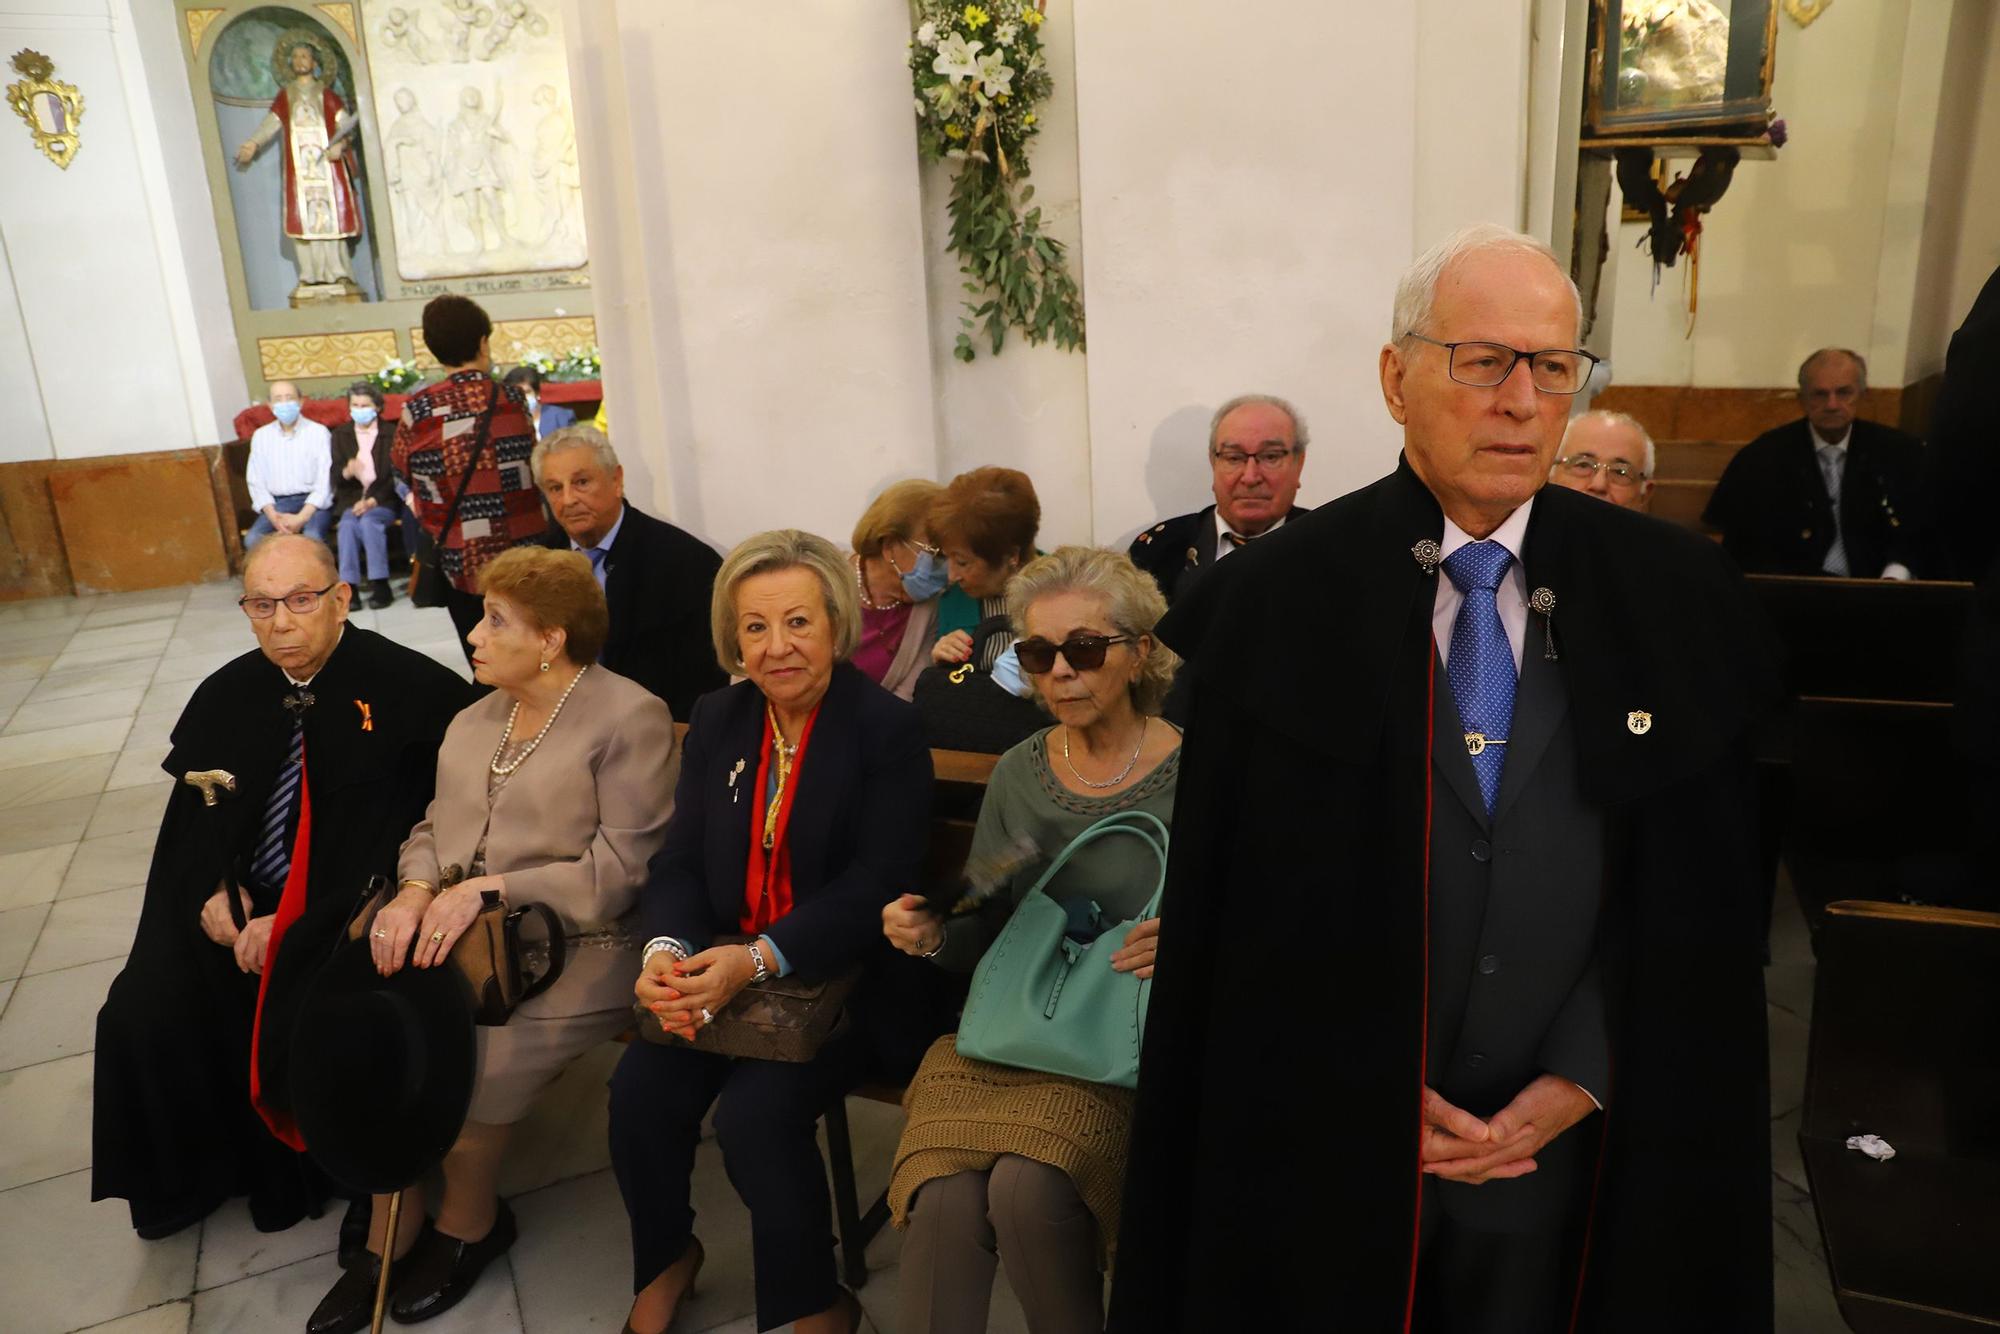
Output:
[1127,393,1313,607]
[93,534,471,1252]
[1549,409,1654,511]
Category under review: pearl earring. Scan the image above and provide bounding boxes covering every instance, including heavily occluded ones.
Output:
[539,661,551,673]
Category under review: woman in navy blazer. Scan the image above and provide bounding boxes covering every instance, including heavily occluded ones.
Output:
[609,530,935,1334]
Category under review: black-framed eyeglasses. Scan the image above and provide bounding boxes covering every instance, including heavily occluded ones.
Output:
[239,582,338,620]
[1403,332,1599,395]
[1211,447,1297,472]
[1014,634,1135,674]
[1556,455,1648,487]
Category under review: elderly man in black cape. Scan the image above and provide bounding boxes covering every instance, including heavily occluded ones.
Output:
[1108,225,1779,1333]
[92,535,471,1240]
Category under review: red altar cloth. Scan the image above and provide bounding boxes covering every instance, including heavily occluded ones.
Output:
[232,379,601,442]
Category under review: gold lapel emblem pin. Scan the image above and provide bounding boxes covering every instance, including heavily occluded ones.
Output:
[1627,710,1653,736]
[1464,732,1506,757]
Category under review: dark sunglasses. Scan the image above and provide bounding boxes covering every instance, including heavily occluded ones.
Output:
[1013,634,1135,674]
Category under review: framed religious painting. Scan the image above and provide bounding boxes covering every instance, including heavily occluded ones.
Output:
[1585,0,1778,136]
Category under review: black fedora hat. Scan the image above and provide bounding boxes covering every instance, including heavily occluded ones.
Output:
[288,936,477,1196]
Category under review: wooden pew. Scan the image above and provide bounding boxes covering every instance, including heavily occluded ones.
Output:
[1746,575,1973,704]
[1802,900,2000,1331]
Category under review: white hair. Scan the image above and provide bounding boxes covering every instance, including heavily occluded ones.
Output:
[1208,393,1310,453]
[531,422,620,481]
[1392,223,1582,344]
[1562,409,1655,479]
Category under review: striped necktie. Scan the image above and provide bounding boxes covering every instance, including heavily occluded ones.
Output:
[249,703,307,892]
[1818,444,1850,576]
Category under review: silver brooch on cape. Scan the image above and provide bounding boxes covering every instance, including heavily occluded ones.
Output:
[1411,539,1442,575]
[728,758,746,803]
[1530,586,1558,660]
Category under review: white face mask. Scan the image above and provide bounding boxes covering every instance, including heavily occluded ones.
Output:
[524,393,539,416]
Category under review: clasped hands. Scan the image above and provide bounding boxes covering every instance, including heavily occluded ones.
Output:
[880,895,1162,978]
[366,875,506,977]
[1421,1076,1597,1185]
[201,884,274,975]
[635,943,763,1041]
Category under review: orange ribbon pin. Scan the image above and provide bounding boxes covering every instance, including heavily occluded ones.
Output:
[355,700,374,732]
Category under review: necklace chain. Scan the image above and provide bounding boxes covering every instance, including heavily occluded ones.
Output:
[491,665,590,776]
[854,554,901,612]
[1062,718,1149,790]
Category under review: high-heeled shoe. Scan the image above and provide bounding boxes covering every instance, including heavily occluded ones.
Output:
[621,1237,705,1334]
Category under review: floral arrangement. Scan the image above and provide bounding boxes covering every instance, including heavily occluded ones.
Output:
[910,1,1084,362]
[367,358,424,394]
[515,349,560,378]
[554,344,602,381]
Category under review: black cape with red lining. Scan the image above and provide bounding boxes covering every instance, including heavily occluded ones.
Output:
[91,626,470,1237]
[1107,459,1780,1332]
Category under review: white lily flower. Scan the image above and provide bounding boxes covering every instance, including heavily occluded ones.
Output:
[976,51,1014,98]
[932,33,984,82]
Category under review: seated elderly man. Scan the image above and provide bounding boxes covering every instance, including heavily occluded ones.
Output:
[1128,393,1312,605]
[534,424,726,720]
[1549,409,1654,510]
[92,534,471,1242]
[1704,347,1926,578]
[245,380,335,550]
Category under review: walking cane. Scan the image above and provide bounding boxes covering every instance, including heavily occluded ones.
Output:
[371,1191,403,1334]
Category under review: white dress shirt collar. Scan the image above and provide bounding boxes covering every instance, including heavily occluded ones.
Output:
[1811,425,1852,453]
[1213,508,1287,561]
[571,504,627,559]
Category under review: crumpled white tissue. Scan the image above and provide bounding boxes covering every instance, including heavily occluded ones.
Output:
[1845,1134,1896,1162]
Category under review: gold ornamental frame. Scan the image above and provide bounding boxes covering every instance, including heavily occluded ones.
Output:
[7,49,84,169]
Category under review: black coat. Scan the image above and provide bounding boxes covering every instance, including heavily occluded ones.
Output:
[1922,262,2000,582]
[638,663,949,1078]
[541,502,726,722]
[91,628,470,1236]
[1126,503,1312,606]
[328,420,401,514]
[1108,460,1779,1332]
[1702,417,1925,577]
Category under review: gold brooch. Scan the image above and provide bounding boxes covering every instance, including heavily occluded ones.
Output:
[1627,710,1653,736]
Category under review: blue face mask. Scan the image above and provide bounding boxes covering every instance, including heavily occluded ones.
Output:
[350,405,378,426]
[271,400,303,427]
[899,548,949,602]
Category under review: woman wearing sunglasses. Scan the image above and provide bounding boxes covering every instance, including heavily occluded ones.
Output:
[882,545,1181,1334]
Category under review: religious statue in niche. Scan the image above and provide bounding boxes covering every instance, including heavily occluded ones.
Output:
[443,85,513,251]
[383,86,445,252]
[233,31,365,304]
[377,7,439,64]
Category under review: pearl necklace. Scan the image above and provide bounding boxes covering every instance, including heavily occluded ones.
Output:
[491,665,589,776]
[854,554,902,612]
[1062,718,1149,790]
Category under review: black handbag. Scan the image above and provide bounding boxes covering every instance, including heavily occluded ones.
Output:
[912,615,1047,754]
[343,870,566,1026]
[408,387,499,609]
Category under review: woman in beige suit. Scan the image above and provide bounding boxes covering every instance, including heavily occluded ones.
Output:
[311,546,678,1334]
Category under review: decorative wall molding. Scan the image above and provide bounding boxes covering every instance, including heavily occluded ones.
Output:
[256,329,399,378]
[184,8,226,57]
[407,315,597,369]
[314,3,359,46]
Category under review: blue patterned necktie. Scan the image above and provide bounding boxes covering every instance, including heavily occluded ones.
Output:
[249,706,306,892]
[584,545,608,589]
[1443,540,1518,817]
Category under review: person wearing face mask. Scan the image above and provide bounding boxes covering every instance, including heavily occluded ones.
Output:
[329,381,403,608]
[848,478,945,700]
[245,380,336,550]
[503,364,576,440]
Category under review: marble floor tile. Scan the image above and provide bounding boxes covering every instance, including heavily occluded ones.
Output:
[80,602,186,631]
[60,829,158,900]
[0,654,58,684]
[193,1197,342,1293]
[0,978,12,1015]
[0,629,76,664]
[0,1051,93,1191]
[0,957,122,1072]
[125,712,179,753]
[64,621,175,658]
[106,747,171,792]
[0,602,87,630]
[0,752,116,811]
[76,1300,193,1333]
[160,626,256,658]
[0,793,100,855]
[25,885,142,976]
[85,783,171,841]
[0,1168,199,1334]
[0,901,49,981]
[0,841,80,910]
[0,676,35,722]
[137,677,202,719]
[25,660,160,706]
[2,685,147,738]
[148,649,242,688]
[45,642,171,677]
[77,587,191,613]
[0,717,132,773]
[191,1249,521,1334]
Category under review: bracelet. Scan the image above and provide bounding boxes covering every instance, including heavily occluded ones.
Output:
[920,924,947,959]
[642,936,690,966]
[398,879,436,896]
[746,941,771,983]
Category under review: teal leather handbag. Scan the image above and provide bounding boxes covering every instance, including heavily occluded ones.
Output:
[955,810,1168,1089]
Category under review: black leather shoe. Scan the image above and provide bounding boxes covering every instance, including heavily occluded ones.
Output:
[337,1196,371,1270]
[309,1256,381,1334]
[367,579,394,610]
[389,1202,517,1324]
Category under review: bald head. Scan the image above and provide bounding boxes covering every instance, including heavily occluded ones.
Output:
[268,380,300,405]
[244,533,338,587]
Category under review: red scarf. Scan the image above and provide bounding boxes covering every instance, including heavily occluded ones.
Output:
[741,704,820,934]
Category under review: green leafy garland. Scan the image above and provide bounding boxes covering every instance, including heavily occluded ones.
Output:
[910,1,1085,362]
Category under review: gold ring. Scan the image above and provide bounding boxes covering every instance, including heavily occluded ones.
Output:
[371,929,388,939]
[430,930,446,942]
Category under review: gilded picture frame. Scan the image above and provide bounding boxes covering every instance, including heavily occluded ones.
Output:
[7,49,84,169]
[1585,0,1778,137]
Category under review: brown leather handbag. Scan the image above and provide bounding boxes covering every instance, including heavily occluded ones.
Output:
[346,870,566,1026]
[634,934,859,1063]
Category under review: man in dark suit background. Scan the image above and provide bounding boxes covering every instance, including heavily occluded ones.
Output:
[534,424,726,721]
[504,364,578,440]
[1126,392,1312,605]
[1703,347,1925,578]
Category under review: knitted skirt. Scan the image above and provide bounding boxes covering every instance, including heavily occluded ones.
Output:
[887,1034,1134,1264]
